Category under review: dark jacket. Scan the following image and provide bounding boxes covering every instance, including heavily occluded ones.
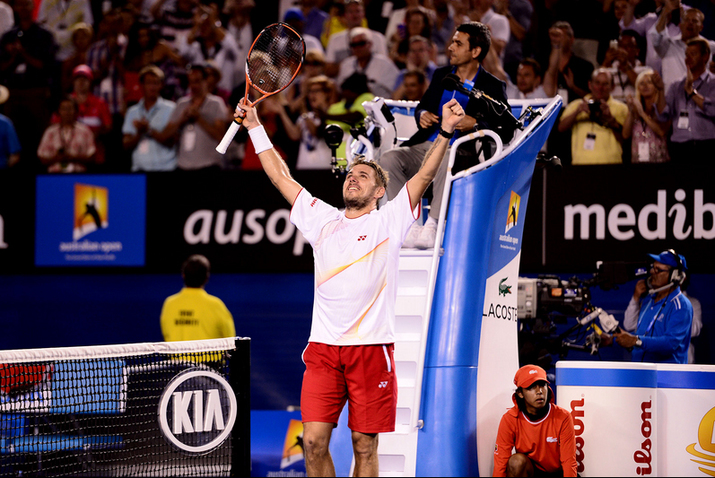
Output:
[403,65,509,146]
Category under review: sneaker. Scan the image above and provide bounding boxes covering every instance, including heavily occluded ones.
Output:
[402,222,422,248]
[414,221,437,249]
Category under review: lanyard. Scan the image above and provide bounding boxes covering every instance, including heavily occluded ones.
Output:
[638,292,670,336]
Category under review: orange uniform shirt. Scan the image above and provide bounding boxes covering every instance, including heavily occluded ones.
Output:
[493,400,577,477]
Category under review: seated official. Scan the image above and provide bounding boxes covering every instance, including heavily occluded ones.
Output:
[493,365,577,477]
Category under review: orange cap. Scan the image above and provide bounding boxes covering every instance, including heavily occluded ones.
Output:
[513,364,549,389]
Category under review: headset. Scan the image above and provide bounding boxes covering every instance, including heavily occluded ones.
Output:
[648,249,686,294]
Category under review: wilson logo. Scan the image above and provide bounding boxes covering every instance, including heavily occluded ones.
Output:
[571,398,585,473]
[634,399,653,475]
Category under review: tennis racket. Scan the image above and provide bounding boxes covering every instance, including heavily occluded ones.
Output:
[216,22,305,154]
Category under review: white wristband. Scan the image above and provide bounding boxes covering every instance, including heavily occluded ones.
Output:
[248,125,273,154]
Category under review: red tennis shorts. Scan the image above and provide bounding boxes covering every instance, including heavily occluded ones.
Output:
[300,342,397,434]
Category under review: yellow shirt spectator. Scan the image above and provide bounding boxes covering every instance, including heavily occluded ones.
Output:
[562,94,629,165]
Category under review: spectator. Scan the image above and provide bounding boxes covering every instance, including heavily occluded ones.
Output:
[160,254,236,342]
[283,7,324,55]
[299,0,330,40]
[204,60,230,106]
[181,3,241,94]
[384,0,423,43]
[336,27,399,99]
[155,63,229,172]
[602,29,648,101]
[649,4,713,94]
[388,6,433,70]
[0,0,12,39]
[611,249,694,364]
[506,58,550,99]
[284,49,327,115]
[655,37,715,163]
[0,85,20,168]
[0,0,58,173]
[543,21,594,103]
[620,0,688,75]
[681,276,702,364]
[326,72,374,160]
[223,0,256,76]
[431,0,457,66]
[53,65,112,169]
[393,35,438,91]
[623,68,670,163]
[393,69,429,101]
[493,365,577,477]
[122,65,177,172]
[36,0,93,62]
[150,0,197,52]
[494,0,534,82]
[557,68,629,165]
[37,96,97,173]
[320,0,348,49]
[60,22,94,94]
[324,0,388,77]
[276,75,337,170]
[469,0,510,61]
[379,22,508,249]
[86,7,129,171]
[123,22,184,105]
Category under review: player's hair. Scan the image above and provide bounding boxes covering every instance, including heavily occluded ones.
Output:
[182,254,211,288]
[350,156,389,188]
[455,22,491,62]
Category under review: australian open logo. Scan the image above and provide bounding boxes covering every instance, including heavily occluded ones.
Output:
[505,190,521,234]
[74,183,108,240]
[686,407,715,475]
[158,369,237,454]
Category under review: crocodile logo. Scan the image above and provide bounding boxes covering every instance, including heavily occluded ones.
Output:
[499,278,512,296]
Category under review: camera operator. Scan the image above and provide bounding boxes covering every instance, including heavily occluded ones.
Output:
[493,365,577,477]
[557,68,629,165]
[606,250,694,364]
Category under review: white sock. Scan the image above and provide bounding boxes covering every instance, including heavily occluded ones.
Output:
[425,216,438,227]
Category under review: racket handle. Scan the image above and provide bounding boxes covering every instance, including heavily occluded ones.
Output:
[216,118,244,154]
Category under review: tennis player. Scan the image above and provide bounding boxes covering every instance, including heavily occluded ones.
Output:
[235,98,464,477]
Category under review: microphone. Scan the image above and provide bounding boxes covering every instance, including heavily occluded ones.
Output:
[441,73,509,109]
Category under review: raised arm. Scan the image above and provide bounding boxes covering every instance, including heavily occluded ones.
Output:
[235,101,303,205]
[406,98,465,210]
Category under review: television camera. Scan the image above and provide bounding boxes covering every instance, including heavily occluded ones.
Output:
[517,261,648,368]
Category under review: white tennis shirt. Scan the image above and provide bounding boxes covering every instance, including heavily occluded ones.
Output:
[291,184,419,346]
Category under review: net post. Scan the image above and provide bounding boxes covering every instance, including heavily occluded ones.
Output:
[230,337,251,476]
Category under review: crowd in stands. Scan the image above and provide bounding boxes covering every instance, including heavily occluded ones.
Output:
[0,0,713,173]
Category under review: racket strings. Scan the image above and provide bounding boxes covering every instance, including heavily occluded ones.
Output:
[247,25,304,95]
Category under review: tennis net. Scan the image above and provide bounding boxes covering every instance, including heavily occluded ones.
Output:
[0,337,250,477]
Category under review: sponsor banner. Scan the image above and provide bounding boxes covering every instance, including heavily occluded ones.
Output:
[0,173,35,273]
[35,175,146,266]
[656,364,715,477]
[251,410,306,477]
[145,170,344,273]
[556,361,658,477]
[522,163,715,273]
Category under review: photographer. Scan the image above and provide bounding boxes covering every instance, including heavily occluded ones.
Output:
[557,68,629,165]
[493,365,577,477]
[608,250,694,364]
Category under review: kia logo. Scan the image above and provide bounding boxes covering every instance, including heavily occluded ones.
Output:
[158,369,237,453]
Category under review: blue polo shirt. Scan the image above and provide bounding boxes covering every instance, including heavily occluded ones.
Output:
[633,287,693,363]
[123,97,177,172]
